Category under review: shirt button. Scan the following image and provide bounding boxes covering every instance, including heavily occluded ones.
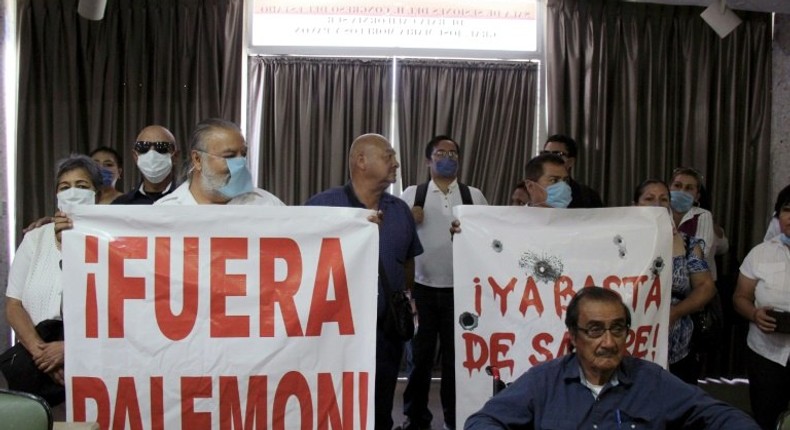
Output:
[593,425,597,429]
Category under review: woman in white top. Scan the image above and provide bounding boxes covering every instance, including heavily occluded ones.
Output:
[733,184,790,430]
[4,155,102,393]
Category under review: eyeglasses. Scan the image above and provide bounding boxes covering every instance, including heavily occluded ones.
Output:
[433,150,459,160]
[540,150,569,158]
[575,323,629,339]
[135,141,174,154]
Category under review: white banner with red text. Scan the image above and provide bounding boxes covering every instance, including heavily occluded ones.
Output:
[453,206,673,424]
[61,206,378,429]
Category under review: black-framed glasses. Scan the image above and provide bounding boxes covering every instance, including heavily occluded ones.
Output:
[540,150,569,158]
[433,149,459,160]
[134,141,174,154]
[575,323,629,339]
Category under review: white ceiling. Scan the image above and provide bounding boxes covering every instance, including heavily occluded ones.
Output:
[627,0,790,14]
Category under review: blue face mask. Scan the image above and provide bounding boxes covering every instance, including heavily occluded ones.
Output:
[545,181,572,208]
[219,157,253,199]
[435,158,458,177]
[781,234,790,246]
[99,168,115,187]
[670,190,694,213]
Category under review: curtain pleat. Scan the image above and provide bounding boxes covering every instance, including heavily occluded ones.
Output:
[247,57,392,205]
[16,0,242,234]
[547,0,771,377]
[396,59,538,205]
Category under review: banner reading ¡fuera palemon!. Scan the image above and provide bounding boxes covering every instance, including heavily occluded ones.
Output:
[452,206,673,425]
[61,205,378,429]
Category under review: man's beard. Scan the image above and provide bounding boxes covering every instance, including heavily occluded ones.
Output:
[199,158,229,196]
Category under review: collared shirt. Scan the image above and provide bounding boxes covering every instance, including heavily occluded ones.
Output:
[401,180,487,288]
[154,181,285,206]
[112,181,176,205]
[305,183,423,319]
[464,354,759,429]
[740,236,790,366]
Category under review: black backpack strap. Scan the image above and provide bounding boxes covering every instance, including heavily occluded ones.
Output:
[458,183,473,205]
[414,182,429,208]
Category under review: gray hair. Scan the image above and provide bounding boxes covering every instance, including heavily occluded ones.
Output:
[185,118,243,180]
[56,154,103,192]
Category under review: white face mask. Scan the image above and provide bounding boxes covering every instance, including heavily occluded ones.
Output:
[137,151,173,184]
[57,188,96,213]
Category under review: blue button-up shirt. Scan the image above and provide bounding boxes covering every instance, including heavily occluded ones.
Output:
[465,354,759,429]
[305,183,423,319]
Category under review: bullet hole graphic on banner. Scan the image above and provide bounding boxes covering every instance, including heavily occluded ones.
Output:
[613,234,627,258]
[491,239,503,253]
[650,256,665,278]
[459,312,479,330]
[519,252,563,283]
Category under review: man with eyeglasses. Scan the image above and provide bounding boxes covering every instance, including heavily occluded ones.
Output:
[112,125,180,205]
[399,135,488,430]
[542,134,603,208]
[155,118,284,206]
[464,287,759,429]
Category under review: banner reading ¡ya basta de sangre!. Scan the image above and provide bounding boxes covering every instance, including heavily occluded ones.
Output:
[61,205,379,429]
[452,206,673,424]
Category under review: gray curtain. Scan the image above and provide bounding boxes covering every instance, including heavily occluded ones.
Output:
[16,0,243,234]
[546,0,771,377]
[396,59,538,205]
[248,57,392,205]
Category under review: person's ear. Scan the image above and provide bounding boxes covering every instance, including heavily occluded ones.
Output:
[191,150,202,172]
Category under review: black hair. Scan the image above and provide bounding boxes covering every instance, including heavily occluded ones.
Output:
[89,146,123,167]
[524,154,565,183]
[670,167,704,188]
[774,184,790,218]
[632,179,669,205]
[545,134,578,158]
[564,287,631,332]
[424,135,460,160]
[56,154,104,194]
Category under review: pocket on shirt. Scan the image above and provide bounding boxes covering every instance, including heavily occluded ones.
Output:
[539,417,577,430]
[759,262,787,292]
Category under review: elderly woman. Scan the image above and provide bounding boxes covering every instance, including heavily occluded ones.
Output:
[633,179,716,384]
[733,184,790,430]
[4,155,102,401]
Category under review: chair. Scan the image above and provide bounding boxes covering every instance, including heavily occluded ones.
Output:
[777,409,790,430]
[0,388,53,430]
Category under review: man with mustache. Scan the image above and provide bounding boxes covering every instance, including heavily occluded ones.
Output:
[465,287,759,429]
[155,118,283,206]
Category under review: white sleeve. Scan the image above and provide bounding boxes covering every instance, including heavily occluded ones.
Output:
[695,209,715,259]
[400,185,416,208]
[471,187,489,205]
[739,245,760,280]
[5,229,37,299]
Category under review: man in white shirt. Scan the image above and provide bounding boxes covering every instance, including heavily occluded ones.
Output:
[399,135,487,430]
[155,118,283,206]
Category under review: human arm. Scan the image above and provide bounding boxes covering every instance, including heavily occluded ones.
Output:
[5,298,46,359]
[733,273,776,333]
[713,224,729,255]
[669,243,716,326]
[694,210,715,259]
[22,216,54,234]
[34,341,64,373]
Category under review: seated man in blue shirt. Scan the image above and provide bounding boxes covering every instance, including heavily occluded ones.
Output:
[465,287,759,429]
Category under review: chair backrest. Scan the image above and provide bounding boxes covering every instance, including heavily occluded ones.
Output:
[778,410,790,430]
[0,388,53,430]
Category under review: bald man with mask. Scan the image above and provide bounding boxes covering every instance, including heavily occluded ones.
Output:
[113,125,180,205]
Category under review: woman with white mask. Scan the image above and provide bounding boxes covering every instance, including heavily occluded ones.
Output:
[2,154,102,406]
